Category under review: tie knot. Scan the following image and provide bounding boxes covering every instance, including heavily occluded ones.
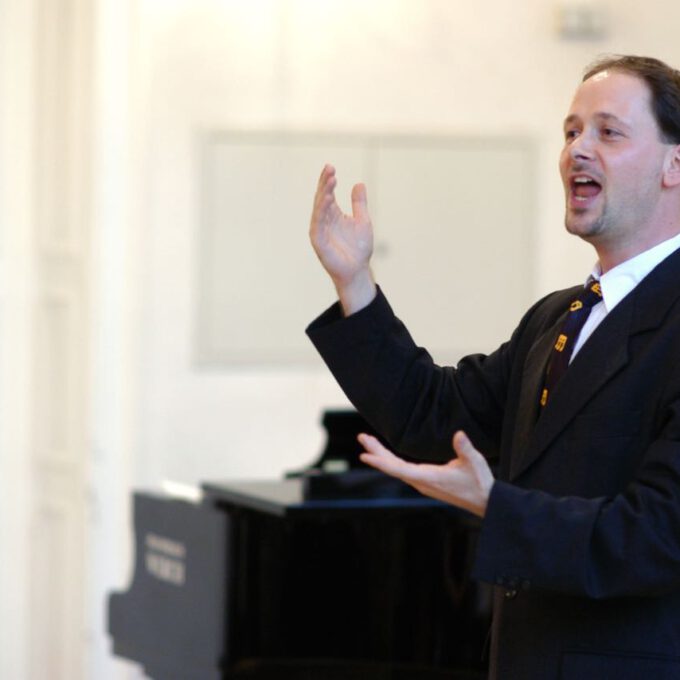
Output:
[568,280,602,313]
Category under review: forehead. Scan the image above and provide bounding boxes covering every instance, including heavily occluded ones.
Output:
[565,70,657,128]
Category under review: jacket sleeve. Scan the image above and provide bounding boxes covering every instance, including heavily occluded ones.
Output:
[308,287,680,599]
[306,286,537,463]
[473,394,680,598]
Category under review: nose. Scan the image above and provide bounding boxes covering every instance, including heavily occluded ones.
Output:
[569,132,595,161]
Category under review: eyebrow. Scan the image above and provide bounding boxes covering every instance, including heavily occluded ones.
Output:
[563,112,630,129]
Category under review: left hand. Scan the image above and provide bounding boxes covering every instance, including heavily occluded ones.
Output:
[358,431,494,517]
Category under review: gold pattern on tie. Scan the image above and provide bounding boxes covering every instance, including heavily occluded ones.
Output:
[540,279,603,408]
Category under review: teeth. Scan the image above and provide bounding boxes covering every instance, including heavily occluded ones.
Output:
[574,177,593,183]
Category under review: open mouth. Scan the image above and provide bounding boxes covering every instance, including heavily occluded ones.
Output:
[571,175,602,202]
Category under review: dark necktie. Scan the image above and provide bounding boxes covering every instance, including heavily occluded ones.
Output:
[540,279,603,408]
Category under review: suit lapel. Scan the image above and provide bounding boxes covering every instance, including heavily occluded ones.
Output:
[509,246,680,482]
[509,303,632,480]
[507,314,565,480]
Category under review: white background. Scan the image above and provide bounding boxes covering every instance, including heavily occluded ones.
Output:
[3,1,680,678]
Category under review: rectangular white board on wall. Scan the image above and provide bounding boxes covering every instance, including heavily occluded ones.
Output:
[197,132,534,367]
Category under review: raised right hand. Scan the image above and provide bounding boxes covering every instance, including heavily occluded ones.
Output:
[309,164,377,315]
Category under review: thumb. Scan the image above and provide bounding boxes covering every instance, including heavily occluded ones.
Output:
[452,430,476,462]
[351,183,369,221]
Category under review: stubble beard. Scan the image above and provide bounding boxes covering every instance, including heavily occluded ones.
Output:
[565,203,608,243]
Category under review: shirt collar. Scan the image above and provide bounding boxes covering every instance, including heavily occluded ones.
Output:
[588,232,680,313]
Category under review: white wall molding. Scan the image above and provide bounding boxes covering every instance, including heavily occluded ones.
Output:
[0,1,39,676]
[0,0,93,677]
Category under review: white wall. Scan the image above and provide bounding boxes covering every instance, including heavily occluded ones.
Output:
[84,1,680,677]
[2,1,93,678]
[124,0,680,491]
[0,1,37,676]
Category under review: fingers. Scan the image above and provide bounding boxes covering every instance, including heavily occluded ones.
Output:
[316,164,335,196]
[317,165,337,204]
[358,431,492,517]
[357,433,390,460]
[311,164,337,227]
[452,430,477,462]
[351,183,369,222]
[357,433,405,477]
[312,166,371,231]
[360,431,477,472]
[452,430,495,508]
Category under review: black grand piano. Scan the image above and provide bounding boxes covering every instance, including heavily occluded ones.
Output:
[108,411,491,679]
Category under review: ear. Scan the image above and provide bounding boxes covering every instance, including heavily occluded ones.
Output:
[662,144,680,188]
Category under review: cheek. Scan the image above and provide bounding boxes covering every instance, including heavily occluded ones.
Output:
[558,151,569,182]
[614,149,665,185]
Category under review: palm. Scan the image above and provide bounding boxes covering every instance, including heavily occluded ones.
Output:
[357,432,494,518]
[408,459,470,505]
[314,201,373,282]
[310,166,374,285]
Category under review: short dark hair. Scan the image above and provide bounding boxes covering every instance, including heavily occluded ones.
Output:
[583,55,680,144]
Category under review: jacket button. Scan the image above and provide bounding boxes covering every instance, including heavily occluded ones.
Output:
[504,589,518,599]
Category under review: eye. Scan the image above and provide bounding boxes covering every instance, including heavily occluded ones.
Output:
[564,129,579,142]
[601,127,621,138]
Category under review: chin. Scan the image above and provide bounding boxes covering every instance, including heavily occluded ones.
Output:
[565,211,604,240]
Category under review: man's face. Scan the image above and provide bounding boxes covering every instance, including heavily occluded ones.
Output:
[559,70,671,259]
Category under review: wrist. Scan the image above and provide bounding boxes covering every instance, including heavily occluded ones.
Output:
[336,269,377,316]
[474,479,493,518]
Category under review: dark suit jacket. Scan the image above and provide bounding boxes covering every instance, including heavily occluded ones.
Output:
[306,246,680,680]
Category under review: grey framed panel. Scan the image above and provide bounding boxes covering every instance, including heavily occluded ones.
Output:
[196,132,534,366]
[371,138,534,364]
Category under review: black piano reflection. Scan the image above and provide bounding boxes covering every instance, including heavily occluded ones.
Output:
[108,410,491,679]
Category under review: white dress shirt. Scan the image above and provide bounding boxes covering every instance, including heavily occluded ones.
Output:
[571,232,680,361]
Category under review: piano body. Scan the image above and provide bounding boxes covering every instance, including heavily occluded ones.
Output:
[108,411,491,679]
